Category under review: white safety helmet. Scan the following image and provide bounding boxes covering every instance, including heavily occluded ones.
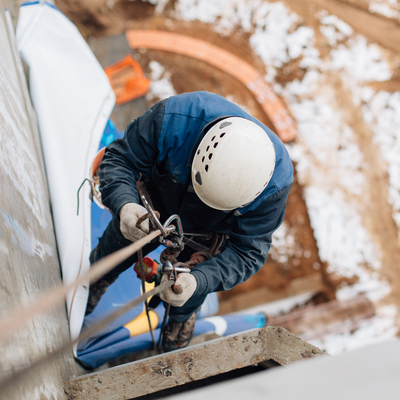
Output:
[192,117,276,211]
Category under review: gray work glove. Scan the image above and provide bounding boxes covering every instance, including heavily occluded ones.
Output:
[160,273,197,307]
[119,203,149,242]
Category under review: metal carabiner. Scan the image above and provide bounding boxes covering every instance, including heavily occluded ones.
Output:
[164,260,177,280]
[162,215,183,240]
[141,195,184,249]
[159,214,184,248]
[163,261,190,274]
[141,195,174,237]
[164,260,188,294]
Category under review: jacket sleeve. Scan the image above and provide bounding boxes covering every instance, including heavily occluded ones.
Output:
[99,100,166,217]
[190,183,292,296]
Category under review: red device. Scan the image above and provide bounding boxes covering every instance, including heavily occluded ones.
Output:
[134,257,160,283]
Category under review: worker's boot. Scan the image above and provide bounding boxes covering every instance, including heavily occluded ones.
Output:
[161,312,197,352]
[85,276,117,316]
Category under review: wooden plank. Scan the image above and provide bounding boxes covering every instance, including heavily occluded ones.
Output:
[269,296,375,341]
[64,327,325,400]
[218,273,325,314]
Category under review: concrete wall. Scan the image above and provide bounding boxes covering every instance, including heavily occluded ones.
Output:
[0,2,79,399]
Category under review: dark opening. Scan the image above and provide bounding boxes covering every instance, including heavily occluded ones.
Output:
[132,363,274,400]
[195,172,202,185]
[219,121,232,129]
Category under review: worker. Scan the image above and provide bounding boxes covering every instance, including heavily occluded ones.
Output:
[87,91,293,352]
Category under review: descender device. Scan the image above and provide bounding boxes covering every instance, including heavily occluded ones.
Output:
[133,196,190,288]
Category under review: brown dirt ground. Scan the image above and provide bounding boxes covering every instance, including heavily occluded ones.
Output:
[138,50,274,129]
[55,0,400,316]
[218,166,337,303]
[135,47,339,307]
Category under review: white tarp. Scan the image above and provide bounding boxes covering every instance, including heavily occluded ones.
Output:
[16,2,115,345]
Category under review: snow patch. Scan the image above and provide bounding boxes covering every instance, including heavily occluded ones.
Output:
[304,187,381,276]
[175,0,259,33]
[146,60,176,103]
[270,222,297,264]
[361,91,400,236]
[310,305,398,355]
[320,14,353,46]
[369,1,400,21]
[331,37,392,82]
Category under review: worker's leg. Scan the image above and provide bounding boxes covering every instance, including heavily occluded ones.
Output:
[161,293,207,351]
[86,214,159,315]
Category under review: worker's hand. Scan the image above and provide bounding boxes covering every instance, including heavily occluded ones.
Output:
[119,203,149,242]
[160,273,197,307]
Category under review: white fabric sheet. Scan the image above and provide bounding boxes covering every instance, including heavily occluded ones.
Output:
[16,2,115,346]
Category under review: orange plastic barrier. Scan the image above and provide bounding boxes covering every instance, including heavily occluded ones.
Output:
[126,30,297,142]
[90,147,106,208]
[105,55,150,105]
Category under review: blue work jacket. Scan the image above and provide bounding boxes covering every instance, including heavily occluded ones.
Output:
[100,92,293,297]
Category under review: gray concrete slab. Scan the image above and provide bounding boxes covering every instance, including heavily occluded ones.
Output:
[170,339,400,400]
[0,3,79,399]
[64,327,325,400]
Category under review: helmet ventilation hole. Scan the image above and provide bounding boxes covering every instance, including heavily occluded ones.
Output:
[208,153,213,160]
[202,156,205,163]
[220,133,226,138]
[195,172,202,185]
[206,146,210,152]
[219,121,232,129]
[211,136,216,141]
[205,165,209,172]
[213,142,218,148]
[197,149,201,155]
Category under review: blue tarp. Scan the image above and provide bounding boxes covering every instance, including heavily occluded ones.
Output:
[78,313,265,368]
[76,120,265,369]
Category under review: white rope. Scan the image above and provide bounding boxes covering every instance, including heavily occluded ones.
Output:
[0,229,161,344]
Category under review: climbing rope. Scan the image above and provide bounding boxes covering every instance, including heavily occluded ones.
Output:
[0,177,229,383]
[0,229,162,345]
[137,247,157,350]
[0,279,175,392]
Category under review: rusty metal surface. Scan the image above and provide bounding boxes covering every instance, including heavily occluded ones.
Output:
[64,327,324,400]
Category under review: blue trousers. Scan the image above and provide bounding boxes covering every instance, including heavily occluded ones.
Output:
[90,215,207,322]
